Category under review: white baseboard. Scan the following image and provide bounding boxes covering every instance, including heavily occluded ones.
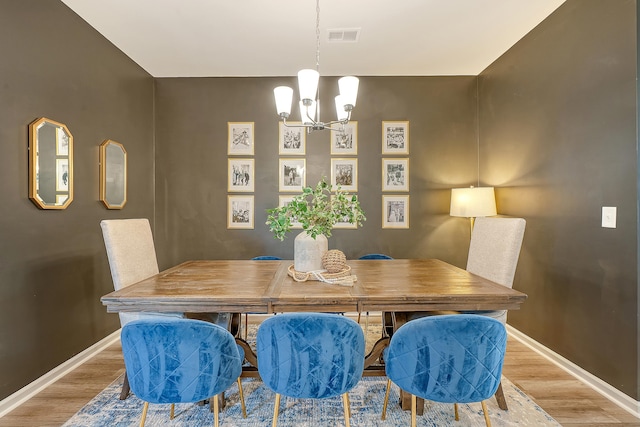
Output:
[507,325,640,419]
[0,329,121,419]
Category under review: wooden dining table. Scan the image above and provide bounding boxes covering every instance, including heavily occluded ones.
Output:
[101,258,527,412]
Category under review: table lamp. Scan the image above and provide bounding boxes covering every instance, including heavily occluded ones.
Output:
[450,186,497,231]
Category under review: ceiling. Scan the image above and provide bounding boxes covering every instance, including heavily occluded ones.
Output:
[61,0,565,78]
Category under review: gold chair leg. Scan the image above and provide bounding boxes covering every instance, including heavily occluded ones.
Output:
[342,393,351,427]
[170,403,175,419]
[411,394,417,427]
[213,393,220,427]
[481,400,492,427]
[237,378,247,418]
[357,312,361,323]
[454,402,459,421]
[272,393,281,427]
[139,401,149,427]
[381,378,391,420]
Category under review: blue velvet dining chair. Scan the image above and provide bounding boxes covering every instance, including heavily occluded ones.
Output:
[257,313,366,427]
[381,314,507,427]
[120,318,247,427]
[358,253,393,260]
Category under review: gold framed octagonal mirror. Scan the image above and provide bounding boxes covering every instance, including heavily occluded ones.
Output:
[28,117,73,209]
[99,139,127,209]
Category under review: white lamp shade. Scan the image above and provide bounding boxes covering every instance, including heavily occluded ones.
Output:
[298,69,319,103]
[274,86,293,116]
[338,76,359,107]
[450,187,497,218]
[299,99,317,124]
[335,95,348,120]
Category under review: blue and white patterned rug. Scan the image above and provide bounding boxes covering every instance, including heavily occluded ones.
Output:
[63,374,559,426]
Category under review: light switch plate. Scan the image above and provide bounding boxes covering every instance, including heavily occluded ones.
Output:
[602,206,616,228]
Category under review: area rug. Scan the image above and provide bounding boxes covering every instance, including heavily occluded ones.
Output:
[63,322,560,426]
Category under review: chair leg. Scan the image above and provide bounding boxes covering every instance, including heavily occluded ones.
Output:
[120,371,130,400]
[481,400,492,427]
[454,402,459,421]
[244,313,249,340]
[381,378,391,420]
[272,393,281,427]
[411,394,417,427]
[357,312,361,324]
[213,393,220,427]
[170,403,175,419]
[139,401,149,427]
[342,393,351,427]
[237,378,247,418]
[494,381,508,410]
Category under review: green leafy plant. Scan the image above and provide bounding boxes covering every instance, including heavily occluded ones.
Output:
[266,177,366,241]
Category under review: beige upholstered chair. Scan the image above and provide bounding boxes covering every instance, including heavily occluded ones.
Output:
[463,216,526,324]
[405,216,526,411]
[100,218,185,399]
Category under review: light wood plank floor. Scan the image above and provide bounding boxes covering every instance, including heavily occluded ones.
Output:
[0,331,638,426]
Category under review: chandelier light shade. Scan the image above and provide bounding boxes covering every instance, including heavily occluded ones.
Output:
[274,86,294,118]
[273,0,358,132]
[297,69,320,104]
[450,186,497,222]
[338,76,359,108]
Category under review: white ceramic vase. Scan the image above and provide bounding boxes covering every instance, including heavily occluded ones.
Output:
[294,231,328,272]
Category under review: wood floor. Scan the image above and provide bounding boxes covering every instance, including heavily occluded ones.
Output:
[0,328,638,427]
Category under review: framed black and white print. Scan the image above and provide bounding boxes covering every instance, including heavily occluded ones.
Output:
[279,158,306,192]
[382,195,409,229]
[382,158,409,192]
[332,195,359,229]
[227,195,254,229]
[382,121,409,155]
[228,158,255,192]
[279,123,306,155]
[330,122,357,155]
[278,195,302,229]
[228,122,254,155]
[56,158,69,191]
[331,158,357,192]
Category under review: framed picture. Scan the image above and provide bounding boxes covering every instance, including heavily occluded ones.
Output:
[382,121,409,154]
[332,195,359,229]
[279,123,306,155]
[56,127,69,156]
[56,158,69,191]
[279,158,306,192]
[278,195,302,229]
[228,158,255,192]
[228,122,254,155]
[330,122,357,155]
[331,158,357,192]
[382,158,409,191]
[228,195,254,229]
[382,195,409,229]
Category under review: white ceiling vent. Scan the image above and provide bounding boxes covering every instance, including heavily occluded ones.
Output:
[327,28,360,43]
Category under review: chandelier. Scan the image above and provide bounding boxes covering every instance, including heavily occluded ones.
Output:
[273,0,359,132]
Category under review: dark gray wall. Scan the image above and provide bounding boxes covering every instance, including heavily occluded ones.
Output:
[0,1,155,399]
[154,76,478,269]
[479,0,638,398]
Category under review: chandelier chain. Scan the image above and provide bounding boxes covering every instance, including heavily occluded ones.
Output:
[315,0,320,71]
